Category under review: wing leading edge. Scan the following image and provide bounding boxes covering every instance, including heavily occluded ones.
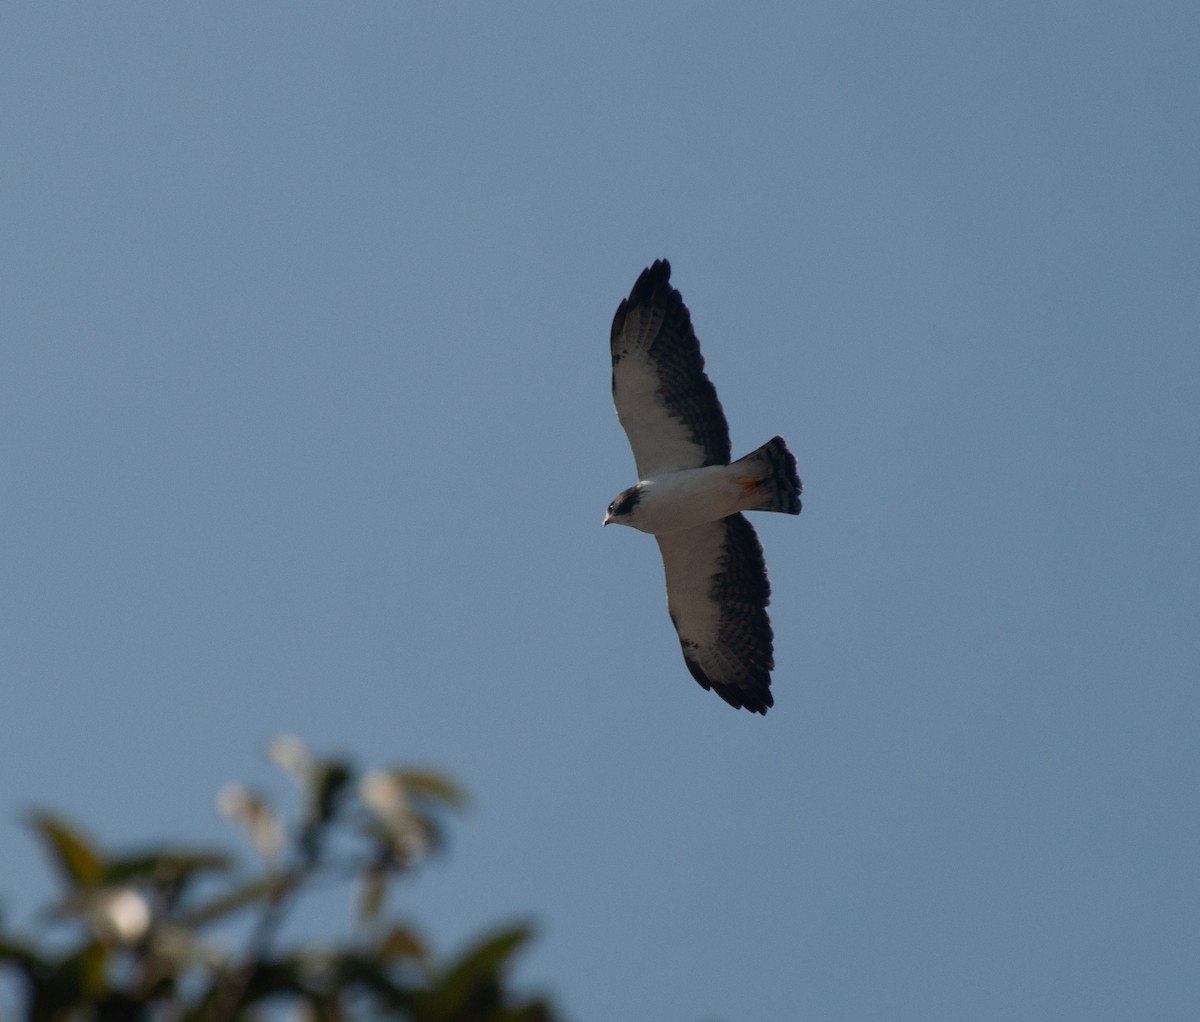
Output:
[610,260,731,479]
[655,513,775,714]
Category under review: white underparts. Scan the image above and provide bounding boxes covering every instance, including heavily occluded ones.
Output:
[619,464,750,535]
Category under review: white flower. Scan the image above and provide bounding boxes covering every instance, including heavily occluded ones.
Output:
[216,782,284,860]
[267,733,313,783]
[359,770,409,827]
[91,887,151,944]
[359,770,429,861]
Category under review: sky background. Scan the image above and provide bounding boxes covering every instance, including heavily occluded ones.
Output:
[3,3,1198,1020]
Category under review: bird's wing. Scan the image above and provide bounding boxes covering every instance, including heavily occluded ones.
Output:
[655,514,775,714]
[610,260,731,478]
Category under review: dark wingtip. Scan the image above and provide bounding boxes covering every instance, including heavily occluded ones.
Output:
[685,658,774,715]
[645,257,671,281]
[628,258,672,304]
[717,676,774,715]
[612,259,673,345]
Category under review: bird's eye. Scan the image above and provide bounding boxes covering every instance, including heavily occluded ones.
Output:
[607,502,615,514]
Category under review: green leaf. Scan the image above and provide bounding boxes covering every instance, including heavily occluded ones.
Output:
[239,958,310,1004]
[75,941,110,1000]
[26,945,106,1022]
[105,847,232,887]
[335,952,417,1012]
[422,923,536,1019]
[27,812,104,890]
[392,769,468,810]
[313,760,352,821]
[0,934,38,968]
[358,864,386,924]
[194,957,309,1018]
[178,873,292,929]
[378,924,427,964]
[442,923,533,981]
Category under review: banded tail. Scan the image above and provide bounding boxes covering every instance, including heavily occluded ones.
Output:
[733,436,802,515]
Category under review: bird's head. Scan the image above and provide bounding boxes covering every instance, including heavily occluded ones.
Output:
[603,485,642,527]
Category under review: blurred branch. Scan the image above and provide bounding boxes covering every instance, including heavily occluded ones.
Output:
[0,736,561,1022]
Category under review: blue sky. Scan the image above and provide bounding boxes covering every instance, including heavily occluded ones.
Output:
[3,4,1198,1019]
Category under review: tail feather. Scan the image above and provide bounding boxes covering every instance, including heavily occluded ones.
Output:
[733,436,802,514]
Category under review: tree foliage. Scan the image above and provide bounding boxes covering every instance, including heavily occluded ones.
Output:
[0,737,561,1022]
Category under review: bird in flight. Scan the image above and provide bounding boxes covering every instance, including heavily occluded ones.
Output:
[605,259,802,714]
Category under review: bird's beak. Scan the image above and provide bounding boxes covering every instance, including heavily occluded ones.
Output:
[602,512,611,527]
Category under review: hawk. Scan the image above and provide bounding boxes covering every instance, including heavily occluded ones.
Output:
[604,260,802,714]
